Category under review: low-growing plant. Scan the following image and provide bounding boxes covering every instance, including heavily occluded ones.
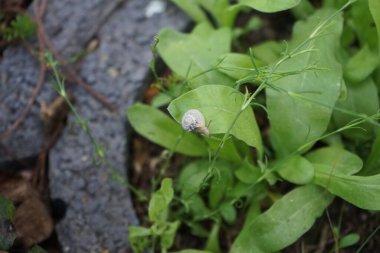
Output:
[0,14,36,42]
[127,0,380,252]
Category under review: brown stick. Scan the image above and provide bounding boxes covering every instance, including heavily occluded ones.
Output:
[35,12,118,112]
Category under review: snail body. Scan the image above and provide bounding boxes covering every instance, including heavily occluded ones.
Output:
[181,109,209,136]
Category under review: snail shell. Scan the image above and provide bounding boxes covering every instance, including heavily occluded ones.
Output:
[181,109,209,136]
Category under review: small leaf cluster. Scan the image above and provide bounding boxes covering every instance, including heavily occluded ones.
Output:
[128,0,380,252]
[129,178,180,253]
[1,14,37,42]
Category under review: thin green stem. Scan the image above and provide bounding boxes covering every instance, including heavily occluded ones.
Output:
[44,51,148,201]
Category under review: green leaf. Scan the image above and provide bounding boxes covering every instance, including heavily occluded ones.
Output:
[186,195,213,221]
[238,0,301,13]
[242,199,262,231]
[200,0,239,27]
[128,226,152,253]
[363,129,380,175]
[369,0,380,50]
[148,178,174,223]
[267,9,343,156]
[227,181,266,201]
[161,220,180,250]
[209,167,234,209]
[220,202,237,224]
[235,160,262,184]
[351,0,379,49]
[170,0,209,24]
[344,45,379,83]
[157,23,234,87]
[291,0,315,20]
[127,103,208,156]
[306,146,363,175]
[251,41,283,65]
[28,246,48,253]
[178,160,234,209]
[207,136,242,162]
[178,160,208,199]
[339,233,360,249]
[231,185,333,253]
[313,164,380,210]
[205,223,221,253]
[170,0,238,27]
[274,155,315,184]
[217,53,258,80]
[333,78,379,141]
[168,85,263,156]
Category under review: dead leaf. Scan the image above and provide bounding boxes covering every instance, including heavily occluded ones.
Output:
[0,175,53,247]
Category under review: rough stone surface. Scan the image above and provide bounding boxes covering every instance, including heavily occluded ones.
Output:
[0,0,124,163]
[0,0,188,252]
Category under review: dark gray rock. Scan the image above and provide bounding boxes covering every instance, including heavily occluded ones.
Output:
[0,0,189,252]
[0,0,123,164]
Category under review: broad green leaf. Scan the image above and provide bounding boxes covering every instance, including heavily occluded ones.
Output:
[251,41,282,65]
[227,181,266,201]
[168,85,263,156]
[306,147,363,175]
[161,220,180,250]
[205,223,221,253]
[187,195,212,221]
[242,199,262,231]
[333,78,379,141]
[171,0,238,27]
[275,155,315,184]
[369,0,380,50]
[351,0,379,49]
[217,53,257,80]
[291,0,315,20]
[209,163,234,209]
[220,202,237,224]
[339,233,360,249]
[267,10,343,156]
[235,160,262,184]
[231,185,333,253]
[238,0,301,13]
[199,0,239,27]
[207,136,242,162]
[148,178,174,223]
[178,160,208,199]
[186,221,210,237]
[344,45,379,83]
[170,0,209,24]
[127,103,208,156]
[128,226,152,253]
[313,164,380,210]
[178,160,234,209]
[363,129,380,175]
[157,24,234,87]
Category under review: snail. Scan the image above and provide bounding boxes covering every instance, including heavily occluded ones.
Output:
[181,109,209,136]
